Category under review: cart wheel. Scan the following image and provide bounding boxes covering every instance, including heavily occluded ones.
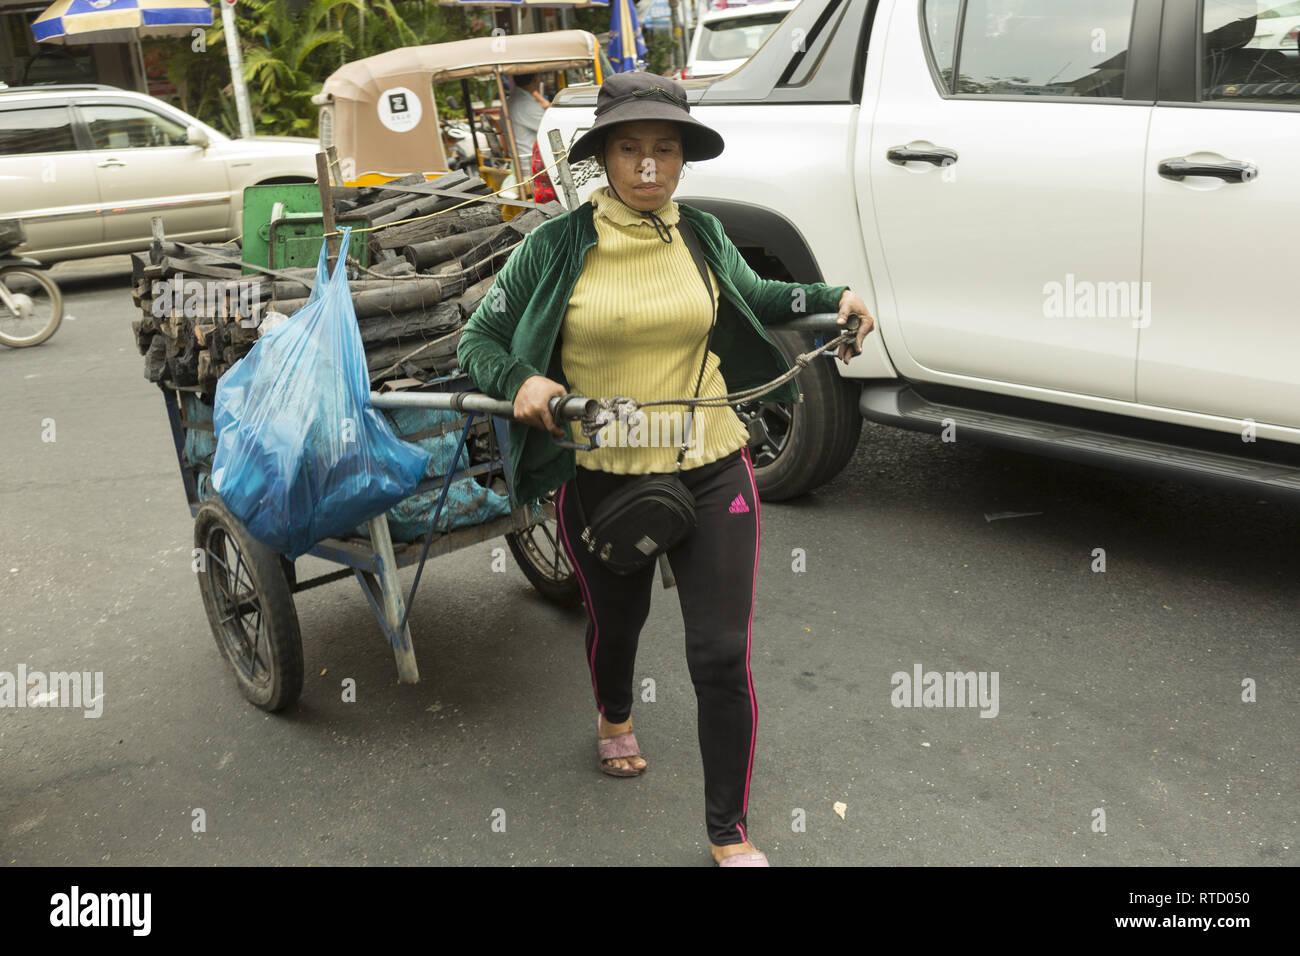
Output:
[194,498,303,712]
[505,492,582,607]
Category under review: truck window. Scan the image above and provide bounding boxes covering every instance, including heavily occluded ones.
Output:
[1201,0,1300,106]
[924,0,962,91]
[945,0,1137,98]
[698,13,791,62]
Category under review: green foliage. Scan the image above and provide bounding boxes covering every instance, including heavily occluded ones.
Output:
[143,23,231,134]
[239,0,356,135]
[644,29,676,76]
[146,0,478,138]
[568,8,611,35]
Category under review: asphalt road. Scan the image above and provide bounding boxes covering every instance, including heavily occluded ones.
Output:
[1,256,1295,866]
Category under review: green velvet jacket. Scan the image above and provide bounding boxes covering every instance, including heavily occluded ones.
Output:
[454,199,850,506]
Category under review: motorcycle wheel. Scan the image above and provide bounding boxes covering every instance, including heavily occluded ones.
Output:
[0,267,62,348]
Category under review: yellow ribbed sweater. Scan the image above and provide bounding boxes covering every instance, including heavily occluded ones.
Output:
[560,185,751,473]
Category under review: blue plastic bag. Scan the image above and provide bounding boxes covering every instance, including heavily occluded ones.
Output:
[211,228,432,559]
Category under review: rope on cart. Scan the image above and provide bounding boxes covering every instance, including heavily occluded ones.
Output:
[350,238,524,283]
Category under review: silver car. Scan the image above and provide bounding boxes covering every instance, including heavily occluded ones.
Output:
[0,85,319,264]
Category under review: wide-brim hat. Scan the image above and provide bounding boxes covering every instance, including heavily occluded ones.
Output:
[566,72,725,165]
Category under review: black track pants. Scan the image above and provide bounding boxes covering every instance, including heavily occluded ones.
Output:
[555,445,762,847]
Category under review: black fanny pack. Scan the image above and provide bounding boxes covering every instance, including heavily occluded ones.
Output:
[570,217,719,575]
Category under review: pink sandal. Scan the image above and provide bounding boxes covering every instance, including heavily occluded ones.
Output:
[717,850,770,867]
[596,715,646,777]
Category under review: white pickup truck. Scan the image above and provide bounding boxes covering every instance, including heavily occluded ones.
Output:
[537,0,1300,502]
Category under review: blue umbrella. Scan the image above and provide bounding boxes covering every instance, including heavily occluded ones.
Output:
[609,0,647,72]
[32,0,213,44]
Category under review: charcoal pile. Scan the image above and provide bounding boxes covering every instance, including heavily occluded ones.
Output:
[131,169,564,394]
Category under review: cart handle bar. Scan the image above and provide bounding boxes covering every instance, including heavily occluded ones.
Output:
[369,389,597,423]
[367,311,858,418]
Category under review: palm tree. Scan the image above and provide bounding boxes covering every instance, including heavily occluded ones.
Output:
[238,0,355,134]
[148,0,478,137]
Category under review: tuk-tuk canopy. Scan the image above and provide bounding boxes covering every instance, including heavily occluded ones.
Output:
[317,30,602,100]
[313,30,602,184]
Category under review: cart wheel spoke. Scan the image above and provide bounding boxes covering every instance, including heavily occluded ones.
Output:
[231,548,250,598]
[539,523,567,577]
[503,508,582,607]
[195,499,302,711]
[233,564,256,598]
[248,610,268,677]
[205,526,268,683]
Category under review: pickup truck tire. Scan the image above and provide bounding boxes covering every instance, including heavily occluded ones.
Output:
[740,329,863,501]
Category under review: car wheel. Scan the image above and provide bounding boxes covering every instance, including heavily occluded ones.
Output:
[734,329,863,501]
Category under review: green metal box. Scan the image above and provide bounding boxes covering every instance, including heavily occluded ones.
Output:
[240,184,370,273]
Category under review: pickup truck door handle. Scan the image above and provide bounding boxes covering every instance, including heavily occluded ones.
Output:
[886,146,958,167]
[1158,158,1257,183]
[96,158,126,168]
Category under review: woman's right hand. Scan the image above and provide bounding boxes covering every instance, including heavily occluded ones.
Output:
[514,375,570,439]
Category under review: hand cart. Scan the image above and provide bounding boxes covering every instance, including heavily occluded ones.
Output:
[163,308,855,714]
[161,137,859,713]
[162,376,597,712]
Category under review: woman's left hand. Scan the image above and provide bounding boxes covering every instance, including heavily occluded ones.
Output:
[835,290,875,364]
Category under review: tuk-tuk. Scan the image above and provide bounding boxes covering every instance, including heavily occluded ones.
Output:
[313,30,607,215]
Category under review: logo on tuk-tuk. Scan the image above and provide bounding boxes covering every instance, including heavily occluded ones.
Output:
[377,86,422,133]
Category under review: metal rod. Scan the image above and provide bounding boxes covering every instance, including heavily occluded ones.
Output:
[547,128,579,209]
[220,0,255,139]
[370,390,515,416]
[132,35,148,94]
[369,390,598,426]
[493,67,525,201]
[366,513,419,683]
[460,77,485,174]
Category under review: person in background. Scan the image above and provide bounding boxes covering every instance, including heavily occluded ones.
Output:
[506,73,550,173]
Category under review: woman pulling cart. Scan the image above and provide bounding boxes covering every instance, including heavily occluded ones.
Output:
[456,72,874,867]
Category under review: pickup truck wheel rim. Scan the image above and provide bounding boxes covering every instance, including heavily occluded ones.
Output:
[734,400,792,468]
